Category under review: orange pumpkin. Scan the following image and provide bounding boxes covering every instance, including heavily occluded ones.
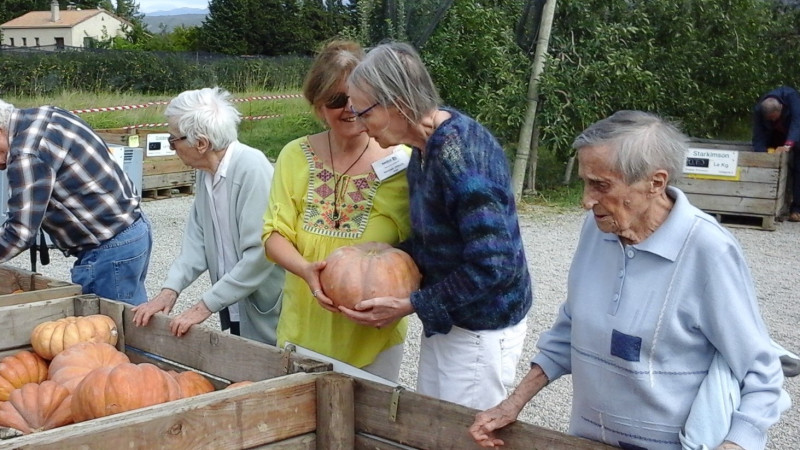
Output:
[0,381,73,433]
[71,363,181,422]
[48,342,130,393]
[167,370,215,398]
[225,380,255,389]
[30,315,119,360]
[0,351,49,401]
[320,242,421,309]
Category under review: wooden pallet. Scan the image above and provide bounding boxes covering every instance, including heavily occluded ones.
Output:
[711,211,776,231]
[141,184,194,202]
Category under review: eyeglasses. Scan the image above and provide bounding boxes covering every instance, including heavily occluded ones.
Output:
[324,92,349,109]
[168,135,188,150]
[349,102,380,120]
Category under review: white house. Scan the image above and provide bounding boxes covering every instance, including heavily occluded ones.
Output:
[0,0,129,49]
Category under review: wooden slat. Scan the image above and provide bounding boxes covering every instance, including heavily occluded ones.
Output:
[678,166,782,184]
[684,193,781,216]
[675,178,778,198]
[120,305,330,382]
[143,156,193,175]
[0,298,76,349]
[0,265,82,307]
[729,150,786,169]
[355,434,412,449]
[316,374,355,449]
[352,380,614,450]
[255,433,315,449]
[0,373,320,450]
[143,171,196,190]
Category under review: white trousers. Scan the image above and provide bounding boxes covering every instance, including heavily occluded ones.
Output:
[416,318,528,410]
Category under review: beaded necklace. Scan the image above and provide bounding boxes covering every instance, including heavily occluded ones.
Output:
[328,131,369,229]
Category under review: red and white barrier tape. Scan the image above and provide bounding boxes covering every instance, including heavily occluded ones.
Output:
[71,94,302,115]
[120,114,283,130]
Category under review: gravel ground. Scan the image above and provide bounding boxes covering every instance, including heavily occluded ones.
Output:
[7,194,799,448]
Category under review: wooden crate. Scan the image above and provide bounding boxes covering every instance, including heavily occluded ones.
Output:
[96,128,196,200]
[0,265,82,308]
[673,139,790,231]
[0,370,612,449]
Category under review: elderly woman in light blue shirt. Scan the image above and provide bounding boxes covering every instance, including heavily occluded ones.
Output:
[471,110,789,450]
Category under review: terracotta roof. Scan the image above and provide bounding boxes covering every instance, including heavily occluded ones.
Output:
[1,9,120,29]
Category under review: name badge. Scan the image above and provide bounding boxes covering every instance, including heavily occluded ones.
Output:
[372,150,410,181]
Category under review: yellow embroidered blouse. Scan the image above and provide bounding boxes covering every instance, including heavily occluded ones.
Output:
[262,136,411,367]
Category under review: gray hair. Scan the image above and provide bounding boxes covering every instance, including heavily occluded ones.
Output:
[164,87,240,151]
[0,99,15,133]
[347,42,440,123]
[572,110,687,184]
[760,97,782,116]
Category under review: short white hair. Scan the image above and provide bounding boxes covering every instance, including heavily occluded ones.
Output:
[164,87,241,151]
[573,110,687,185]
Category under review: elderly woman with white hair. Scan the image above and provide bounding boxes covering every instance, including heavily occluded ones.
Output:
[343,42,533,410]
[471,110,790,450]
[132,87,284,345]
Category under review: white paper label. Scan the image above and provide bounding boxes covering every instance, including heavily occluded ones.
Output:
[372,150,410,181]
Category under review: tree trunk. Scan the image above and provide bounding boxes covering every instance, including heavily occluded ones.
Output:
[511,0,558,202]
[524,122,540,195]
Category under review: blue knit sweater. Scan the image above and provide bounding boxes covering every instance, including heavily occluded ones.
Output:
[402,108,533,337]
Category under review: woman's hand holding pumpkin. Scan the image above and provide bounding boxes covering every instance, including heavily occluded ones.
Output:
[339,296,414,328]
[302,260,338,312]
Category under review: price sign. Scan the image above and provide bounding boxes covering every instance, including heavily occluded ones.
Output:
[682,148,738,177]
[145,133,175,157]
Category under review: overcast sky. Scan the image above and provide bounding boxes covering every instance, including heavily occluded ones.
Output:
[136,0,209,14]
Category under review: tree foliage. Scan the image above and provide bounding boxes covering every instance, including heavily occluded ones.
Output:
[198,0,352,56]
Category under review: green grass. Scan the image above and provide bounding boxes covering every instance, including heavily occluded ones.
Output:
[5,90,320,160]
[7,90,585,206]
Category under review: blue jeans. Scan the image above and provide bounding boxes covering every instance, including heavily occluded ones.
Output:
[71,214,152,305]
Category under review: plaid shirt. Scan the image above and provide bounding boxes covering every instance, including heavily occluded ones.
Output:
[0,106,141,261]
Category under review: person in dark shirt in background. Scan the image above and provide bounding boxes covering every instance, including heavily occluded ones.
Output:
[752,85,800,221]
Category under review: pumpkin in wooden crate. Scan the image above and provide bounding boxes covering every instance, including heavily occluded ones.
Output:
[225,380,255,389]
[320,241,422,309]
[0,351,49,401]
[167,370,215,398]
[30,314,118,360]
[48,342,130,393]
[0,381,73,433]
[71,363,181,422]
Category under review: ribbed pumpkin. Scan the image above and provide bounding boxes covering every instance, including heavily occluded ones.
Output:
[30,315,118,360]
[48,342,130,393]
[225,380,255,389]
[70,363,181,422]
[0,351,49,401]
[0,381,73,434]
[320,242,422,309]
[167,370,215,398]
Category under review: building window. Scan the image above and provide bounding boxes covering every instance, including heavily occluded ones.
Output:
[35,37,40,46]
[55,37,64,49]
[22,38,27,46]
[9,38,14,46]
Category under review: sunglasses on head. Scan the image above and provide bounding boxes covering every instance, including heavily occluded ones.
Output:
[324,92,349,109]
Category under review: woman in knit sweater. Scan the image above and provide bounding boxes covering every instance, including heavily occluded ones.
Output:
[343,41,533,410]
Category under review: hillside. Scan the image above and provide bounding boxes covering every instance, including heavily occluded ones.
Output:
[142,13,206,33]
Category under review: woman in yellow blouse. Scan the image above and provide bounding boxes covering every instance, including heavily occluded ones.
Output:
[262,40,411,381]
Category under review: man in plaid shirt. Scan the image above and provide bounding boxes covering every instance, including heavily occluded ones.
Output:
[0,98,152,305]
